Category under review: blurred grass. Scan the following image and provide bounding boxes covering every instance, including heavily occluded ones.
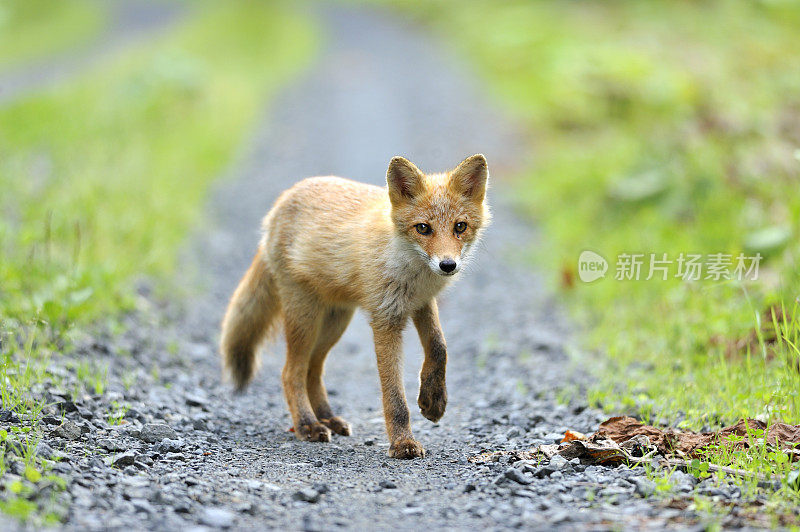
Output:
[374,0,800,511]
[0,1,315,523]
[0,0,107,69]
[1,1,315,329]
[380,0,800,425]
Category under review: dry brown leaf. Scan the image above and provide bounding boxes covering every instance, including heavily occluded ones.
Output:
[560,263,575,289]
[560,430,587,443]
[558,437,627,465]
[596,416,800,458]
[538,444,561,460]
[468,417,800,468]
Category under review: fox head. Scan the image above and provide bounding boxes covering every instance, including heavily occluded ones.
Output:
[386,154,490,277]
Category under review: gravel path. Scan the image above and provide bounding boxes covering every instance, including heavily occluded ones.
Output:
[2,4,750,531]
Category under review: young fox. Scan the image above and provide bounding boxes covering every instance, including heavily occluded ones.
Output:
[220,154,490,458]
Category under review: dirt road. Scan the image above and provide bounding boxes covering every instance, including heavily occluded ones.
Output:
[12,5,716,531]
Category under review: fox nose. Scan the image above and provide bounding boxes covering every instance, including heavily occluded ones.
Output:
[439,259,457,273]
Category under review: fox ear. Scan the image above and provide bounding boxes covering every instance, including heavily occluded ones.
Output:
[387,156,425,204]
[449,154,488,202]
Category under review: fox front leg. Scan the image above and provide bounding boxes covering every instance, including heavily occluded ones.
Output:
[371,319,425,459]
[412,300,447,423]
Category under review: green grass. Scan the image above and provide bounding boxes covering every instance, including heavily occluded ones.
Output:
[387,0,800,426]
[0,421,65,524]
[371,0,800,521]
[0,0,316,524]
[0,0,107,70]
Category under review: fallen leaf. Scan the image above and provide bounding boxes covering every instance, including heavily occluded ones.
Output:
[468,417,800,470]
[620,434,656,457]
[560,263,575,289]
[596,416,800,458]
[558,437,627,465]
[537,444,561,460]
[561,430,586,443]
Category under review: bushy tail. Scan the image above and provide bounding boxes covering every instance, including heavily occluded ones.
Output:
[220,249,280,391]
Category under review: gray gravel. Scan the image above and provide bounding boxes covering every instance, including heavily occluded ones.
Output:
[0,3,762,531]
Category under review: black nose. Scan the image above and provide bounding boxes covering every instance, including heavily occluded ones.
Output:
[439,259,457,273]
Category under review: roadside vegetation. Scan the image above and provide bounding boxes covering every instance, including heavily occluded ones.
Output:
[0,0,107,68]
[374,0,800,520]
[0,1,315,523]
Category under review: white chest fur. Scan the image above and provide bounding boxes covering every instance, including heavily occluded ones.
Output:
[375,237,450,321]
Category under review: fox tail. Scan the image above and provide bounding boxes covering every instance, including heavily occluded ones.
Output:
[220,248,280,391]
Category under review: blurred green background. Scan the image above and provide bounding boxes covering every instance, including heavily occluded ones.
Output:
[0,1,315,519]
[1,0,800,521]
[386,0,800,507]
[394,0,800,429]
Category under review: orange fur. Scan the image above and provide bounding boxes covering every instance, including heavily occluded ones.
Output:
[220,252,279,392]
[219,154,490,457]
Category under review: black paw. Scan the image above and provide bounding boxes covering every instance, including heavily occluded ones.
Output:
[418,378,447,422]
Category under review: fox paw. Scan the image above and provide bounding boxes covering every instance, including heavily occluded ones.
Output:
[320,416,351,436]
[388,438,425,459]
[418,381,447,422]
[295,422,331,442]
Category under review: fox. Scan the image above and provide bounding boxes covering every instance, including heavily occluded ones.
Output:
[219,154,490,458]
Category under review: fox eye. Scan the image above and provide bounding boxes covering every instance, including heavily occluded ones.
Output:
[415,223,432,235]
[454,222,467,234]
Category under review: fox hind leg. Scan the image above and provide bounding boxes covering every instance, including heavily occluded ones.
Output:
[307,306,355,436]
[281,289,331,442]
